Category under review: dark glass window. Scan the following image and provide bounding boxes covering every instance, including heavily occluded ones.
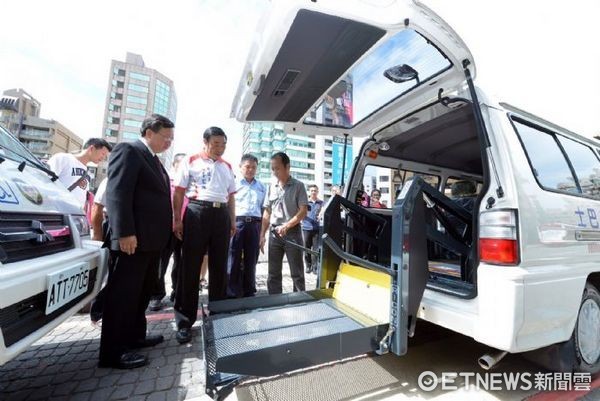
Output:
[558,136,600,198]
[514,120,579,193]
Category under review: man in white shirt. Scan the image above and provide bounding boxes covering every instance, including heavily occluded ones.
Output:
[172,126,236,344]
[47,138,112,207]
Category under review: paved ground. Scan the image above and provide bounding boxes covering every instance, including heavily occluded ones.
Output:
[0,258,318,401]
[1,255,599,401]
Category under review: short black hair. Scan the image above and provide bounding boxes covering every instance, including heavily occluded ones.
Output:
[271,152,290,167]
[308,184,319,190]
[84,138,112,151]
[140,114,175,137]
[241,154,258,164]
[203,126,227,142]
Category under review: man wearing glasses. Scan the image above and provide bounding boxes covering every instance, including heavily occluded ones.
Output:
[99,114,174,369]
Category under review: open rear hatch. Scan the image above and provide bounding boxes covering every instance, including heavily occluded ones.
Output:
[231,0,475,138]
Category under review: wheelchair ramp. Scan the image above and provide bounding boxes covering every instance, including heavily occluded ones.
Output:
[203,296,388,398]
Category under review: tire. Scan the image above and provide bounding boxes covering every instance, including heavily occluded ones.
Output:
[523,282,600,374]
[572,282,600,373]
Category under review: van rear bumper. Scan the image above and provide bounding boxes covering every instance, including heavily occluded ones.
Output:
[0,241,107,366]
[418,263,587,353]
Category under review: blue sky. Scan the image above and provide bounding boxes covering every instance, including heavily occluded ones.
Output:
[0,0,598,165]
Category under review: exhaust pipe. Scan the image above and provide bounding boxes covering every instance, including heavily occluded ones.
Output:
[478,350,508,370]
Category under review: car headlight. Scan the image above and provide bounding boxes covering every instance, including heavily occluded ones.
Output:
[72,215,90,237]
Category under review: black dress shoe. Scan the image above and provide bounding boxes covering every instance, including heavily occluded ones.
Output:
[130,334,164,348]
[98,352,147,369]
[176,328,192,344]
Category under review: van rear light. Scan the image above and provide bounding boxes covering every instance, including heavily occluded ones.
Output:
[479,210,519,265]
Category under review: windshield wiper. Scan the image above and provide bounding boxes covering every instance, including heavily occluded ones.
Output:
[0,144,58,181]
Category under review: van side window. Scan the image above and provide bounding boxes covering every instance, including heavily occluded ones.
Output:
[513,120,580,194]
[557,136,600,199]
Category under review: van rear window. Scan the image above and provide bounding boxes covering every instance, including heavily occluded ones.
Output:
[512,118,600,199]
[303,29,452,129]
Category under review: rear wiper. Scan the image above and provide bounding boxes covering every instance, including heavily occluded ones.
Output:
[0,145,58,181]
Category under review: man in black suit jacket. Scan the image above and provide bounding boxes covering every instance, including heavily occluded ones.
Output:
[98,114,175,369]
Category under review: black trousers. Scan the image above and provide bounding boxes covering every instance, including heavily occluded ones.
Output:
[151,234,182,300]
[174,203,230,329]
[227,218,261,298]
[302,229,320,271]
[98,250,159,364]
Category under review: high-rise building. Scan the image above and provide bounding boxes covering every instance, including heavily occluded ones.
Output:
[99,52,177,182]
[242,122,353,199]
[0,88,83,161]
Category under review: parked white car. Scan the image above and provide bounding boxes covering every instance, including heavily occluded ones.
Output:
[0,124,107,365]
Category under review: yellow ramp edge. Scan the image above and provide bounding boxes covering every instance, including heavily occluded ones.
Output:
[332,263,391,324]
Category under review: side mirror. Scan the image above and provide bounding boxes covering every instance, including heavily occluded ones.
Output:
[384,64,420,84]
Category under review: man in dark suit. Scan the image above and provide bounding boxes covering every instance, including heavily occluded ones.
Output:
[98,114,174,369]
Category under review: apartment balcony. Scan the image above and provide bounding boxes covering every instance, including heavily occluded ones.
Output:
[19,130,51,139]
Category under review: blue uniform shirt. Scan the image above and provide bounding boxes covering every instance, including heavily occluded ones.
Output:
[301,199,323,231]
[235,177,266,218]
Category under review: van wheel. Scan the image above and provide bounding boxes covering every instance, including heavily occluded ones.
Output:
[523,282,600,373]
[572,283,600,373]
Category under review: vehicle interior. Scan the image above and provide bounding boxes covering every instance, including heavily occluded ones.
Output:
[333,101,486,298]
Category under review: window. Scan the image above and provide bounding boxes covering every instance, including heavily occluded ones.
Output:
[379,176,389,182]
[122,131,140,141]
[128,83,148,93]
[380,187,389,194]
[113,67,125,76]
[557,136,600,198]
[304,29,452,129]
[127,95,147,105]
[154,79,171,116]
[123,119,142,128]
[130,72,150,82]
[514,119,579,194]
[125,107,146,116]
[104,128,118,137]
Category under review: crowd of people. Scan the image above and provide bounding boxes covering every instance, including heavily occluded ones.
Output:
[47,113,342,370]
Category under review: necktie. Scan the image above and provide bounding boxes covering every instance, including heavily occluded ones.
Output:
[154,155,169,186]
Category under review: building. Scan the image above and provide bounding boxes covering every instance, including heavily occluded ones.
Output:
[0,88,83,161]
[99,52,177,181]
[242,122,353,199]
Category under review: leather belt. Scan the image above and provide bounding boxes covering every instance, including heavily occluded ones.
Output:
[189,199,227,208]
[236,216,261,223]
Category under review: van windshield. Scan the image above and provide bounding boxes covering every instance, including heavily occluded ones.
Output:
[0,124,41,165]
[303,29,451,129]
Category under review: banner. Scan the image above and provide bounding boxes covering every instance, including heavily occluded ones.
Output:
[332,136,352,185]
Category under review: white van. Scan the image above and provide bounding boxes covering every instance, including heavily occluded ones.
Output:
[0,124,107,365]
[202,0,599,396]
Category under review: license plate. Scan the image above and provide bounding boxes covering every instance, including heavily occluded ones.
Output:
[45,263,91,315]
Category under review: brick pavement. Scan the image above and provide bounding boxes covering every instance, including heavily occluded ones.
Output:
[0,259,318,401]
